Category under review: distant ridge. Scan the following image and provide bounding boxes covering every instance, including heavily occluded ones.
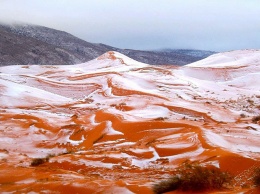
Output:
[0,23,216,66]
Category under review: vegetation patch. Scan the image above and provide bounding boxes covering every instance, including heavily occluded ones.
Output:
[31,158,49,166]
[253,168,260,187]
[240,113,246,118]
[30,152,71,167]
[252,115,260,124]
[31,154,56,166]
[153,161,233,194]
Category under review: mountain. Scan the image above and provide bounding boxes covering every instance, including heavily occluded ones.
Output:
[0,24,116,66]
[0,23,216,66]
[0,50,259,193]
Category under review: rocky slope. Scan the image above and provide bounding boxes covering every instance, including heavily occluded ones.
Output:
[0,49,259,193]
[0,24,216,66]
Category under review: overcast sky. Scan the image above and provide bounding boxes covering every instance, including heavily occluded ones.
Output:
[0,0,260,51]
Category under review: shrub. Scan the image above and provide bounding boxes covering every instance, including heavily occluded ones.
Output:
[31,157,49,166]
[240,113,246,118]
[153,161,232,194]
[153,177,181,194]
[252,116,260,124]
[253,168,260,187]
[30,151,74,167]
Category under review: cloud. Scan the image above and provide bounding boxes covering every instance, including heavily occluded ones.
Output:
[0,0,260,51]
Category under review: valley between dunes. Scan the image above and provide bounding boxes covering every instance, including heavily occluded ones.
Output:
[0,50,260,193]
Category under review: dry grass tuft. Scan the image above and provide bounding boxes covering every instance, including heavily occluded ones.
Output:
[153,161,233,194]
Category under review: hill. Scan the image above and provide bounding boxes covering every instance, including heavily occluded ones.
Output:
[0,23,216,66]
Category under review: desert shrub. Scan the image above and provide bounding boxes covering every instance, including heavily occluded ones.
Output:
[247,99,254,104]
[253,168,260,187]
[153,177,181,194]
[252,115,260,124]
[30,151,74,166]
[240,113,246,118]
[47,153,56,158]
[153,161,232,194]
[31,157,49,166]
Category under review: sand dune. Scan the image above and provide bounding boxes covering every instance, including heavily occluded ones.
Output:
[0,50,259,193]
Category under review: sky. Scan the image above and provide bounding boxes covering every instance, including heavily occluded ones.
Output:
[0,0,260,52]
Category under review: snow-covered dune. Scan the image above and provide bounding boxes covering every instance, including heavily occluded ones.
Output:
[182,50,260,89]
[0,50,259,193]
[186,49,260,68]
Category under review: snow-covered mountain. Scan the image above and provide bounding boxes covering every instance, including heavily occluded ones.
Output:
[0,50,259,193]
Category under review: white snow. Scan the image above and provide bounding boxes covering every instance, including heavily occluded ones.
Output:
[131,147,160,168]
[205,131,260,153]
[105,121,124,135]
[125,105,170,119]
[186,49,260,68]
[105,187,134,194]
[0,78,72,107]
[224,72,260,90]
[113,51,149,67]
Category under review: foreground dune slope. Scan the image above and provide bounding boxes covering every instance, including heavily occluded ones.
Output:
[0,50,259,193]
